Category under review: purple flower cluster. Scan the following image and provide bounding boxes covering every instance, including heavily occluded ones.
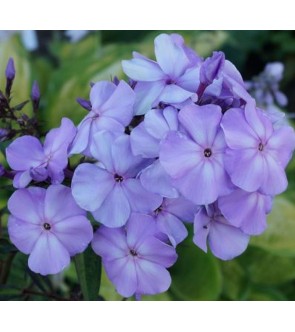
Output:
[5,33,295,299]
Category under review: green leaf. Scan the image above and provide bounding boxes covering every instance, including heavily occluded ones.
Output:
[251,197,295,257]
[74,246,101,301]
[239,246,295,286]
[169,231,222,300]
[220,260,249,300]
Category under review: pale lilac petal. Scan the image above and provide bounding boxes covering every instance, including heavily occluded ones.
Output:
[130,122,159,158]
[208,222,249,260]
[136,259,172,295]
[144,107,178,139]
[156,212,188,247]
[221,108,258,149]
[69,115,93,155]
[72,163,114,212]
[92,183,131,227]
[218,190,270,235]
[90,131,115,171]
[163,196,199,222]
[267,125,295,167]
[179,104,222,147]
[44,185,85,222]
[140,160,179,198]
[133,81,165,115]
[91,116,125,138]
[43,118,76,156]
[137,236,177,265]
[122,58,164,81]
[225,148,265,192]
[104,256,137,298]
[111,135,147,177]
[122,178,162,213]
[223,60,245,86]
[100,80,135,126]
[90,81,116,112]
[92,227,127,260]
[159,84,194,104]
[260,154,288,195]
[245,103,273,140]
[154,33,190,78]
[160,131,201,178]
[174,160,219,205]
[8,187,45,224]
[177,66,200,92]
[53,216,93,255]
[28,233,70,275]
[6,136,45,171]
[13,170,32,188]
[8,216,42,254]
[193,209,210,252]
[126,213,157,250]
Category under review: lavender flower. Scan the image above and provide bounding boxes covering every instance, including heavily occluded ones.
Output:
[72,131,161,227]
[218,188,272,235]
[160,104,231,204]
[92,213,177,298]
[221,103,295,195]
[122,33,201,115]
[131,106,179,198]
[8,185,93,275]
[193,203,249,260]
[246,62,287,108]
[6,117,76,188]
[70,80,135,156]
[152,196,199,247]
[0,128,9,142]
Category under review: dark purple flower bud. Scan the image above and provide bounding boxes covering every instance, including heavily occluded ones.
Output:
[31,81,40,102]
[0,128,9,142]
[112,76,120,86]
[200,51,225,86]
[0,164,5,177]
[76,97,92,111]
[5,58,15,81]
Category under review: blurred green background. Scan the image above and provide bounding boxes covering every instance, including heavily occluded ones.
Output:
[1,30,295,301]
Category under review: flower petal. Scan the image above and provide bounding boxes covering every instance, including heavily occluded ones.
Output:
[90,131,115,171]
[140,160,179,198]
[122,178,162,213]
[133,81,165,115]
[122,58,164,81]
[159,84,194,104]
[72,163,114,212]
[130,122,159,158]
[100,80,135,126]
[136,259,172,295]
[163,196,199,222]
[6,136,45,171]
[218,189,270,235]
[179,104,222,147]
[156,212,188,247]
[90,81,116,112]
[92,226,128,260]
[44,185,85,222]
[8,187,45,224]
[225,148,265,192]
[53,215,93,256]
[8,216,42,254]
[154,33,190,78]
[221,108,259,149]
[92,183,131,227]
[177,66,200,92]
[28,233,70,275]
[103,256,137,298]
[160,131,201,178]
[208,221,249,260]
[13,170,32,188]
[193,208,210,253]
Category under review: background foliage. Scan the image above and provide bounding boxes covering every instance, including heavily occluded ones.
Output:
[1,30,295,301]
